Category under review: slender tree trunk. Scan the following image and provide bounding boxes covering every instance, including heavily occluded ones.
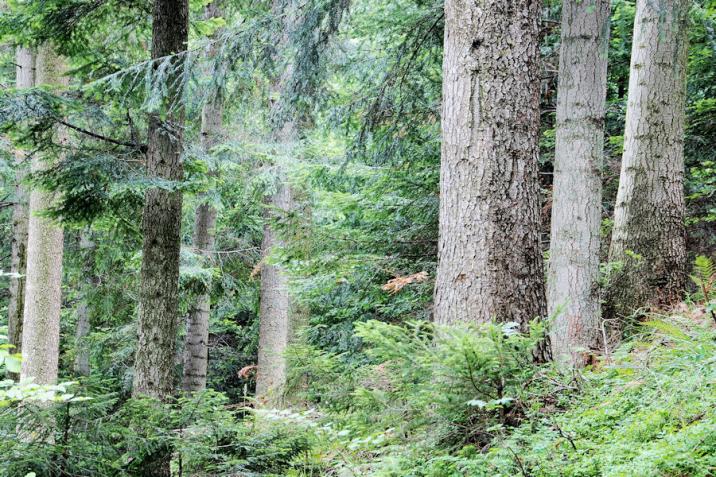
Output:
[74,232,96,376]
[6,47,34,380]
[256,180,293,403]
[181,9,223,388]
[608,0,690,318]
[434,0,547,354]
[19,43,67,385]
[255,0,299,403]
[548,0,610,366]
[133,0,189,400]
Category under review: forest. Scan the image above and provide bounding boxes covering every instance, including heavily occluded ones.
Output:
[0,0,715,475]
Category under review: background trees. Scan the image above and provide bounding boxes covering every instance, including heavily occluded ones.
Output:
[182,0,224,394]
[0,0,714,475]
[19,43,67,385]
[6,46,34,375]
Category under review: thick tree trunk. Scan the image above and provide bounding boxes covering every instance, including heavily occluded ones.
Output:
[20,43,67,385]
[181,1,223,393]
[74,232,97,376]
[434,0,547,348]
[608,0,689,317]
[133,0,189,399]
[6,47,34,379]
[548,0,610,366]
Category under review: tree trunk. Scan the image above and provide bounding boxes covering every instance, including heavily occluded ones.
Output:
[6,47,34,380]
[255,0,299,404]
[19,43,67,385]
[133,0,189,399]
[547,0,610,367]
[74,232,97,376]
[181,1,223,394]
[256,180,293,403]
[434,0,547,350]
[608,0,689,318]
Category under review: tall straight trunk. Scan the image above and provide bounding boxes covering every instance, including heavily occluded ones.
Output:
[255,0,299,403]
[434,0,547,351]
[256,180,293,402]
[133,0,189,400]
[608,0,689,317]
[74,232,97,376]
[19,43,67,385]
[548,0,610,366]
[182,1,223,390]
[6,47,34,379]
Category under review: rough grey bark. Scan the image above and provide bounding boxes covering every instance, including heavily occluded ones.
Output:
[74,232,97,376]
[20,43,67,385]
[434,0,547,352]
[182,1,223,389]
[608,0,690,317]
[6,47,34,378]
[133,0,189,400]
[547,0,610,367]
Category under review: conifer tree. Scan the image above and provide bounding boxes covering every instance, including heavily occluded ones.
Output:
[608,0,690,317]
[434,0,547,356]
[548,0,610,366]
[20,42,67,385]
[6,46,34,378]
[182,1,224,392]
[255,0,298,403]
[133,0,189,399]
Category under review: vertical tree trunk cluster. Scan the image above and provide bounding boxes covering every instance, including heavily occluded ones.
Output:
[434,0,546,340]
[133,0,189,399]
[182,1,224,393]
[6,47,34,377]
[548,0,610,366]
[608,0,690,317]
[20,43,67,385]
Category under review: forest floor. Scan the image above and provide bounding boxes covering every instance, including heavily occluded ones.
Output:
[265,305,716,476]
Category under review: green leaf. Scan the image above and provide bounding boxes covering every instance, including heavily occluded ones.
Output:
[4,355,22,374]
[642,320,689,340]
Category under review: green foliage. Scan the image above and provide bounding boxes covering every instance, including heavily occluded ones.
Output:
[689,255,716,321]
[283,315,716,477]
[287,320,546,453]
[0,387,317,476]
[1,0,716,475]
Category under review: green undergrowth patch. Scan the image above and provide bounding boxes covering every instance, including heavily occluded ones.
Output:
[281,312,716,476]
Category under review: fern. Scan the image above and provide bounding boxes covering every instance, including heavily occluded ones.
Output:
[690,255,716,324]
[690,255,715,302]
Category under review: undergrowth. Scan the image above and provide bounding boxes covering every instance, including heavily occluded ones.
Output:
[282,311,716,476]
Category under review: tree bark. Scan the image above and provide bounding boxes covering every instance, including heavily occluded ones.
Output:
[255,0,299,404]
[133,0,189,399]
[434,0,547,350]
[6,47,34,380]
[19,43,67,385]
[182,1,223,389]
[608,0,689,317]
[548,0,610,367]
[256,180,293,403]
[74,232,97,376]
